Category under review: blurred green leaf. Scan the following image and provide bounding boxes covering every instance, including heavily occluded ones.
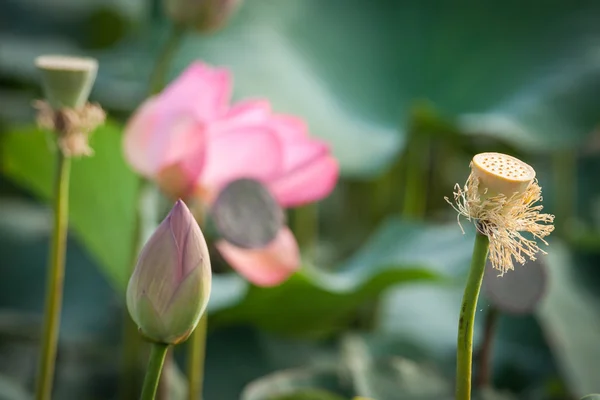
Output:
[154,1,600,168]
[581,395,600,400]
[340,334,451,400]
[0,123,139,288]
[7,2,600,176]
[0,374,31,400]
[267,390,347,400]
[537,242,600,397]
[211,219,473,336]
[241,367,352,400]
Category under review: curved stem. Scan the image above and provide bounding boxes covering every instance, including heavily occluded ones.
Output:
[187,310,208,400]
[456,231,489,400]
[35,152,71,400]
[141,343,169,400]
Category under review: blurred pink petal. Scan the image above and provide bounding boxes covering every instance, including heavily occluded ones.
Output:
[215,227,299,287]
[149,115,206,179]
[217,100,271,130]
[262,115,339,207]
[271,152,339,207]
[123,62,233,198]
[200,126,283,192]
[160,62,231,121]
[123,98,161,176]
[270,115,309,141]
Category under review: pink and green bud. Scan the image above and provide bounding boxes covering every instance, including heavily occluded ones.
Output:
[127,200,211,345]
[164,0,242,33]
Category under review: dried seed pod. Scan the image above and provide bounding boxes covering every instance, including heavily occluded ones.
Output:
[446,152,554,275]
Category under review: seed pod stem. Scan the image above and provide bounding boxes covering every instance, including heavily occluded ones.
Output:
[456,231,489,400]
[35,151,71,400]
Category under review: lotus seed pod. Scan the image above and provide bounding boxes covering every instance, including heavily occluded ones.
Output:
[35,55,98,109]
[127,200,211,344]
[471,152,535,200]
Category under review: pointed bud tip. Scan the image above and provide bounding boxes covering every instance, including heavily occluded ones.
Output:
[169,199,193,221]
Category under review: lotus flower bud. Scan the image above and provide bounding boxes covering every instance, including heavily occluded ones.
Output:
[127,200,211,344]
[164,0,242,33]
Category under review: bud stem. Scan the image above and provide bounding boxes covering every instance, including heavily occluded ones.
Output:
[35,151,71,400]
[187,308,208,399]
[141,343,170,400]
[456,231,489,400]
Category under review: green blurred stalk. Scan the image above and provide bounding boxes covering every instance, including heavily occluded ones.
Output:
[293,204,319,261]
[35,152,71,400]
[120,193,145,400]
[553,150,576,237]
[149,25,186,95]
[141,343,170,400]
[120,23,186,400]
[456,231,489,400]
[370,170,393,222]
[187,312,208,400]
[402,105,433,220]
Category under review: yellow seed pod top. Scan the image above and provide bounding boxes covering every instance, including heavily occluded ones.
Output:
[471,152,535,198]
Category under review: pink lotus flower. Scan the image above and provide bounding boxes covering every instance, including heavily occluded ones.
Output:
[124,62,339,286]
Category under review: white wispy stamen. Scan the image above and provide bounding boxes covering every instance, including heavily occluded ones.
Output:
[445,170,554,276]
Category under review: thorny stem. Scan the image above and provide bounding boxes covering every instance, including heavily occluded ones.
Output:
[140,343,169,400]
[35,152,71,400]
[120,22,186,400]
[187,312,208,400]
[476,306,499,388]
[456,231,489,400]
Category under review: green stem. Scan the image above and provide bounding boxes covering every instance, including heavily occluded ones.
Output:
[401,121,430,220]
[456,231,489,400]
[35,152,71,400]
[292,204,319,261]
[120,22,186,400]
[141,343,170,400]
[187,312,208,400]
[157,349,174,400]
[149,24,186,95]
[553,150,575,237]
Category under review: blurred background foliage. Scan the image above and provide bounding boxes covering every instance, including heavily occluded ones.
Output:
[1,0,600,399]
